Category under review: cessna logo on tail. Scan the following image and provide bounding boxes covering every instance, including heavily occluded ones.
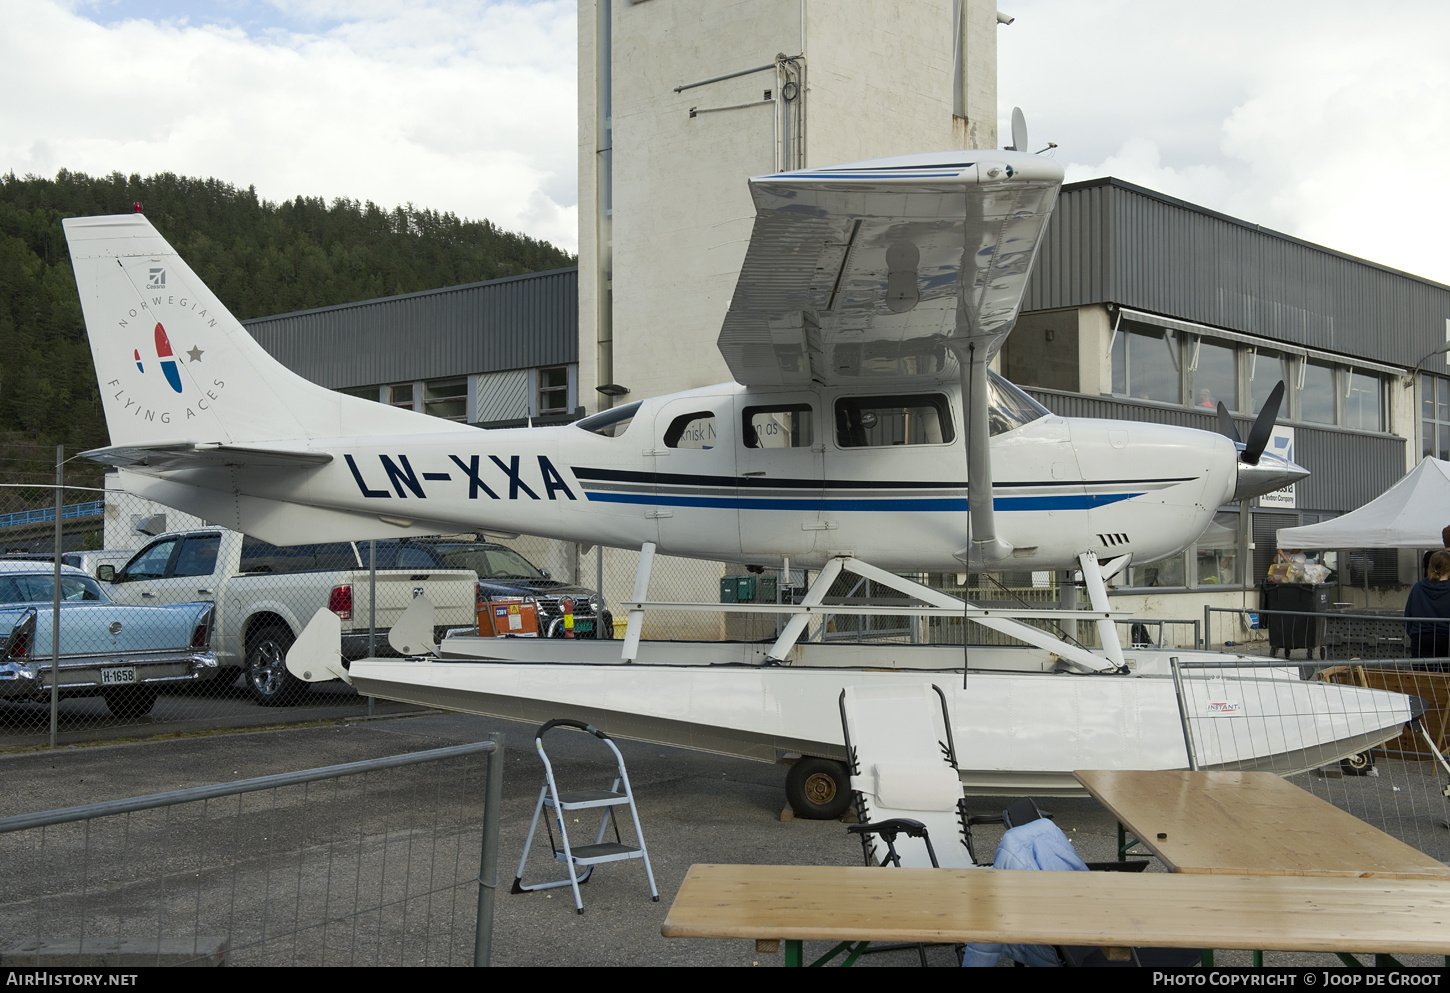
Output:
[147,268,166,289]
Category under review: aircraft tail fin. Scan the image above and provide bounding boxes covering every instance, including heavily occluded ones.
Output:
[63,214,472,449]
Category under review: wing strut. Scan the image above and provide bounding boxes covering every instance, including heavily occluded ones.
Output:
[959,342,1011,568]
[1078,551,1128,673]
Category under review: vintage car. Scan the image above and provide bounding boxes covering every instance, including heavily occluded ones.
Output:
[0,561,217,717]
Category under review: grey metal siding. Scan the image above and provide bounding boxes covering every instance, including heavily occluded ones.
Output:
[243,267,579,388]
[1023,181,1450,368]
[1024,388,1405,513]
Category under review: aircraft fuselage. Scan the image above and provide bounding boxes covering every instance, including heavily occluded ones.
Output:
[133,379,1240,573]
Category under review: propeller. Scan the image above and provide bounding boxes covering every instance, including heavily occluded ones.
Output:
[1216,381,1285,466]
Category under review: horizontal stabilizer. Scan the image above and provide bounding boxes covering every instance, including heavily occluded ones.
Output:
[83,442,333,471]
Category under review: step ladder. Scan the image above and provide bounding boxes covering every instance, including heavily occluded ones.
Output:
[511,718,659,913]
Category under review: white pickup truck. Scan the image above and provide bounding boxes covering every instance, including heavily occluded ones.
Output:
[98,527,477,705]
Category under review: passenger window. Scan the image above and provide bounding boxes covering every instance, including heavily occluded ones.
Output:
[575,401,641,438]
[172,535,221,578]
[742,404,813,449]
[119,539,177,581]
[834,394,954,447]
[396,546,439,569]
[664,411,716,450]
[240,539,357,574]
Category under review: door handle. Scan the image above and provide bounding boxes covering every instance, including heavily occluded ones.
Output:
[141,592,156,598]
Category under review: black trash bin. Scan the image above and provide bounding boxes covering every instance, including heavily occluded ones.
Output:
[1261,582,1330,659]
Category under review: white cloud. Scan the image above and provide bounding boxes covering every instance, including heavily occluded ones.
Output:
[998,0,1450,283]
[2,0,580,252]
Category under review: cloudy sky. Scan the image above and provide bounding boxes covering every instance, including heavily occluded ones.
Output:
[5,1,1449,283]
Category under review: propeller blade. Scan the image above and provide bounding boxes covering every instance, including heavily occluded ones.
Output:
[1215,401,1241,445]
[1242,381,1285,466]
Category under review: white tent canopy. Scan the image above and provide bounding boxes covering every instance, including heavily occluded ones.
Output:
[1276,458,1450,550]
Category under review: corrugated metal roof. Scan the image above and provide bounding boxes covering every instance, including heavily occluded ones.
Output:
[243,267,579,388]
[1025,179,1450,369]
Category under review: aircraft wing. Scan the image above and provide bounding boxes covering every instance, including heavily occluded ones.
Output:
[717,150,1064,388]
[81,442,334,471]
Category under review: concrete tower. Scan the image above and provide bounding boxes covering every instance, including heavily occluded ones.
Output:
[578,0,1004,410]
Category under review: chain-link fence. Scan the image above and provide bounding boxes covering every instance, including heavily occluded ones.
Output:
[0,737,503,967]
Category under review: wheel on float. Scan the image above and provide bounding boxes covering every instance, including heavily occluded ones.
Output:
[785,757,852,820]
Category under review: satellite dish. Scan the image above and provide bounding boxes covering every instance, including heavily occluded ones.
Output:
[1010,107,1028,153]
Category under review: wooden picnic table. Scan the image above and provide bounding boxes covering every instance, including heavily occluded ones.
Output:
[1073,769,1450,879]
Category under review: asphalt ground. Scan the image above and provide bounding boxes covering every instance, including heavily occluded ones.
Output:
[0,709,1446,968]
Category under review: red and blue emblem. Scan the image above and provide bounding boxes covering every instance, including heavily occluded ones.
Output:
[153,323,184,393]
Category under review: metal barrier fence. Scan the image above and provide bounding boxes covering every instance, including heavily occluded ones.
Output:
[1204,605,1450,661]
[0,737,503,967]
[1117,617,1202,650]
[1167,656,1450,865]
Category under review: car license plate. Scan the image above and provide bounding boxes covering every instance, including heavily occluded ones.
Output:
[101,666,137,685]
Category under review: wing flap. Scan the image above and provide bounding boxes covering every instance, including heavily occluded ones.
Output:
[718,151,1063,388]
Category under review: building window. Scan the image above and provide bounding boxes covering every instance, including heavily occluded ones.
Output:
[1111,325,1180,404]
[1195,511,1240,586]
[1248,349,1290,417]
[1423,374,1450,461]
[1344,371,1384,432]
[1299,361,1336,424]
[538,366,569,414]
[1126,553,1185,589]
[424,377,468,421]
[387,383,416,410]
[999,309,1079,391]
[339,385,381,402]
[1190,338,1236,411]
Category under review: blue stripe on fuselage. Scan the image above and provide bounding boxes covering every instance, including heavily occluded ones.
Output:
[581,492,1140,511]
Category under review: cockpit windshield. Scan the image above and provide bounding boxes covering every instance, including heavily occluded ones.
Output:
[987,371,1050,436]
[574,401,642,438]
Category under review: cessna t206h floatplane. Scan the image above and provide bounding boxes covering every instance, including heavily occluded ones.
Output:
[65,148,1418,814]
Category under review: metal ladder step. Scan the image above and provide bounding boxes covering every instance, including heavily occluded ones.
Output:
[555,842,644,865]
[548,789,628,808]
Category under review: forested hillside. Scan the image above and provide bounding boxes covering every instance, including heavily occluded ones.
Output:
[0,170,576,488]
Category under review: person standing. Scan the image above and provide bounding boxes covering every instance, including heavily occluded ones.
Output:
[1406,549,1450,667]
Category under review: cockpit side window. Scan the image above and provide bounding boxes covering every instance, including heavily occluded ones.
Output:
[574,401,642,438]
[742,404,813,449]
[834,394,954,448]
[664,411,716,449]
[986,371,1050,436]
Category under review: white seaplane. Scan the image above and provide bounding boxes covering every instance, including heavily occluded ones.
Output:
[63,146,1419,816]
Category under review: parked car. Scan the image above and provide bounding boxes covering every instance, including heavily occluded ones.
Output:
[0,561,216,717]
[1,550,138,577]
[97,529,477,705]
[377,538,614,639]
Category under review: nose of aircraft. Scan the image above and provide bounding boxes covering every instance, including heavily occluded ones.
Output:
[1232,448,1309,501]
